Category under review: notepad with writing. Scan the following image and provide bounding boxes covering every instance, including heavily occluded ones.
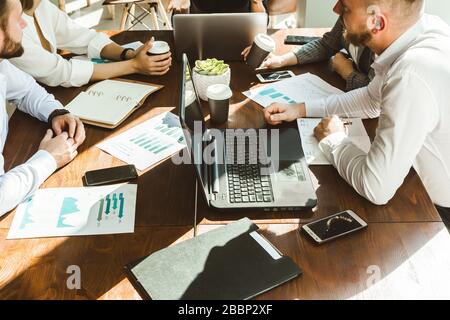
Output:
[65,79,163,129]
[125,218,302,300]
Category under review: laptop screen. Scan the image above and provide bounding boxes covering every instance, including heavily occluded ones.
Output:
[179,54,210,201]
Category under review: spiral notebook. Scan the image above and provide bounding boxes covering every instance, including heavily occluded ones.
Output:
[125,218,302,300]
[65,79,163,129]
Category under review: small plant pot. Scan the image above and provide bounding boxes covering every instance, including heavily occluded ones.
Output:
[192,68,231,101]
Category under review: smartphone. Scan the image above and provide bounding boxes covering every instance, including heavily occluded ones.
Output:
[284,35,321,45]
[301,210,367,244]
[83,165,138,186]
[256,70,295,83]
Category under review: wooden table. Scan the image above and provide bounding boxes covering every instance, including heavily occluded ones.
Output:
[1,29,449,299]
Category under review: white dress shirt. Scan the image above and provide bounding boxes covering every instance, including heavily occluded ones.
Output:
[304,14,450,207]
[9,0,113,87]
[0,60,60,216]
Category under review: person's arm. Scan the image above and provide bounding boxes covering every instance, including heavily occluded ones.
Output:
[250,0,267,12]
[305,73,382,119]
[346,70,372,91]
[0,149,57,216]
[317,71,438,205]
[293,18,344,65]
[5,61,62,121]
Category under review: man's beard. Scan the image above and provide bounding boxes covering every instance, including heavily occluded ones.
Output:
[343,28,373,47]
[0,31,24,59]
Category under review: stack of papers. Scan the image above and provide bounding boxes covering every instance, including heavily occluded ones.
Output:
[298,118,371,165]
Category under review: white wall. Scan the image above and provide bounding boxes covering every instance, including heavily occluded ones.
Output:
[304,0,450,27]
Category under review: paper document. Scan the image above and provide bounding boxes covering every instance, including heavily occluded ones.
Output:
[298,118,371,165]
[97,112,186,171]
[66,79,159,126]
[7,184,137,239]
[243,73,344,108]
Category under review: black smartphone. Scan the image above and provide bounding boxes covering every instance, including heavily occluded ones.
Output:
[301,210,368,244]
[83,165,138,186]
[284,35,321,45]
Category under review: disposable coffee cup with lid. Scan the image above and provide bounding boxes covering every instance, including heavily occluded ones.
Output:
[207,84,233,124]
[246,33,276,70]
[147,41,170,56]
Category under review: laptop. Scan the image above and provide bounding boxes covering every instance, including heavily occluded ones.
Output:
[173,13,267,61]
[179,54,317,211]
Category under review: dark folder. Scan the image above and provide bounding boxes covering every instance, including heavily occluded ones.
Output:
[125,218,302,300]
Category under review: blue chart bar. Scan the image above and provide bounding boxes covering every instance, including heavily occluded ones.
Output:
[259,87,296,103]
[270,93,284,99]
[260,88,277,96]
[130,132,172,155]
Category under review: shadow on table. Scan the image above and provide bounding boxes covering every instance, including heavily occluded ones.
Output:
[183,222,450,300]
[0,225,194,299]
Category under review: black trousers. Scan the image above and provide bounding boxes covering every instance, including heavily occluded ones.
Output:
[436,205,450,230]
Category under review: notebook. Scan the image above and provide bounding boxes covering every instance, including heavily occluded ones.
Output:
[125,218,302,300]
[65,79,163,129]
[298,118,371,165]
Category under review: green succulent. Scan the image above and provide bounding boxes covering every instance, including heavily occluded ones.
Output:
[193,58,229,76]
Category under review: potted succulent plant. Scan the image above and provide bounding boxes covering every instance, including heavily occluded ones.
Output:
[192,58,231,100]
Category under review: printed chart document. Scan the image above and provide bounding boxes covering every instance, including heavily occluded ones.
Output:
[7,184,137,239]
[243,73,344,108]
[97,112,185,171]
[298,118,371,165]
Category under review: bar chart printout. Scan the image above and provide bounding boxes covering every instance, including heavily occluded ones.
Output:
[97,112,186,170]
[8,184,137,239]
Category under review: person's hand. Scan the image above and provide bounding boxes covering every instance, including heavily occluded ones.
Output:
[331,52,355,80]
[39,130,79,169]
[168,0,190,13]
[313,115,346,142]
[132,38,172,76]
[260,53,290,69]
[51,113,86,147]
[241,47,293,69]
[264,103,306,125]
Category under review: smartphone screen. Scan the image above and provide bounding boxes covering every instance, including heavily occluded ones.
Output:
[258,71,294,82]
[304,211,366,242]
[84,165,138,186]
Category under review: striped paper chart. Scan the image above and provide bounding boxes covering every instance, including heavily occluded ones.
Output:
[97,112,185,171]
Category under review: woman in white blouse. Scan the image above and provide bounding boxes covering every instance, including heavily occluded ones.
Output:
[10,0,172,87]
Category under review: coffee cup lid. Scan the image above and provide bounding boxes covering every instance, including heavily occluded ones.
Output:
[185,89,196,106]
[206,84,232,100]
[148,41,170,54]
[254,33,276,52]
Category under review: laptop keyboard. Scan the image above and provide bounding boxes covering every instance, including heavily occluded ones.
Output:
[225,133,274,204]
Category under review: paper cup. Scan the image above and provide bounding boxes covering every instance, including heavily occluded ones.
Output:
[207,84,233,124]
[246,33,276,70]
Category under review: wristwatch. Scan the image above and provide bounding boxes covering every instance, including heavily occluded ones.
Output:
[120,48,135,61]
[48,109,70,125]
